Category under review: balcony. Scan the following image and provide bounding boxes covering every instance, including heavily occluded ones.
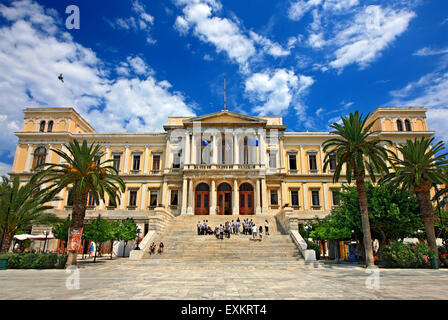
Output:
[184,164,263,170]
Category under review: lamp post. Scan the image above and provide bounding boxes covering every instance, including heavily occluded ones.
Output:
[135,226,141,250]
[43,231,49,253]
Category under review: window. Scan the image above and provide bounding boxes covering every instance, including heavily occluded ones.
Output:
[129,190,137,207]
[269,152,277,168]
[32,146,47,168]
[170,190,179,206]
[66,189,74,206]
[113,155,121,171]
[270,190,278,205]
[39,121,46,132]
[95,154,102,166]
[173,151,181,168]
[47,121,53,132]
[288,153,297,171]
[309,154,317,171]
[108,197,117,208]
[149,190,158,207]
[405,119,412,131]
[152,154,160,171]
[332,190,340,206]
[311,190,320,207]
[88,192,95,207]
[132,154,141,171]
[329,153,336,171]
[291,190,299,207]
[397,119,403,131]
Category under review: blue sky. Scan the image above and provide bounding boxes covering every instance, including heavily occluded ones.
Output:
[0,0,447,174]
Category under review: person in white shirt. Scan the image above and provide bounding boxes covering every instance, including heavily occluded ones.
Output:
[265,220,269,235]
[252,225,257,240]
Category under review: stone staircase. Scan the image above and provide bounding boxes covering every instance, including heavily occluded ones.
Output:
[142,215,304,262]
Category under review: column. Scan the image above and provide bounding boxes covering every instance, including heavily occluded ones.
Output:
[323,183,329,211]
[302,183,308,210]
[59,144,67,164]
[259,130,266,167]
[181,178,188,214]
[120,191,126,210]
[210,179,217,215]
[162,181,168,208]
[165,138,172,170]
[319,145,324,173]
[255,179,261,214]
[233,179,239,215]
[105,146,110,161]
[233,133,239,167]
[279,138,284,170]
[143,146,149,173]
[212,135,218,165]
[187,179,193,214]
[191,134,197,165]
[300,145,306,174]
[261,178,268,214]
[123,145,130,174]
[281,181,287,207]
[46,144,53,163]
[25,144,33,172]
[185,132,191,167]
[140,183,146,211]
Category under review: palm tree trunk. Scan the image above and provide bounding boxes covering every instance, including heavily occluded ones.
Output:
[1,233,13,253]
[415,190,439,263]
[65,191,88,268]
[354,172,375,267]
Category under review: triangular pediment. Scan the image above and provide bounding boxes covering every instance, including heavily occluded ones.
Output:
[183,110,266,124]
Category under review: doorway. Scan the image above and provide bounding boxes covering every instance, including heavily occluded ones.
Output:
[239,183,254,215]
[195,183,210,215]
[217,183,232,215]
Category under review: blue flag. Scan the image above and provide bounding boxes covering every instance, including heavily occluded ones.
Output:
[202,139,211,146]
[247,138,259,146]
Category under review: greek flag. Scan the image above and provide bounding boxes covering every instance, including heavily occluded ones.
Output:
[247,138,259,146]
[202,139,211,146]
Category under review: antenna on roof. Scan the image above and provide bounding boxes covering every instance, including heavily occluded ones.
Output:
[223,76,227,110]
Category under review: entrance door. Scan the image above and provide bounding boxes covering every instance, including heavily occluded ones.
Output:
[239,183,254,215]
[195,183,210,215]
[217,183,232,215]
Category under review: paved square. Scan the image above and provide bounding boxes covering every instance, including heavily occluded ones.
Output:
[1,258,447,300]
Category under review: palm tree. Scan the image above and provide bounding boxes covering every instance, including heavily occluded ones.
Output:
[322,111,391,267]
[0,176,60,253]
[383,137,448,262]
[35,140,125,267]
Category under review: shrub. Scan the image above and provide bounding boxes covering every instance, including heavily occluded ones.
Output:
[56,254,68,269]
[306,240,321,260]
[439,246,448,268]
[382,241,436,268]
[5,253,61,269]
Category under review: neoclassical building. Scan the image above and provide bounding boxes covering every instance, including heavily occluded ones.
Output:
[10,106,433,231]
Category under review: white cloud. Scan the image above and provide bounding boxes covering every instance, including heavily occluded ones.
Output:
[413,47,448,57]
[0,0,195,161]
[288,0,322,21]
[244,69,314,120]
[107,0,156,44]
[322,0,359,12]
[0,162,12,177]
[249,31,290,58]
[328,5,415,70]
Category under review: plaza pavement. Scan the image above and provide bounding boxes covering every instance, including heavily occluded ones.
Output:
[0,257,447,300]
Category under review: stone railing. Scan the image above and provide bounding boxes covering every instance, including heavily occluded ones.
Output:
[275,207,316,262]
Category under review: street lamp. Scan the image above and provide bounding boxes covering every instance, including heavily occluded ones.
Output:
[43,231,49,253]
[135,226,142,250]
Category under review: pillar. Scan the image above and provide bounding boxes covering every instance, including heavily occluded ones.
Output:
[191,134,197,165]
[140,183,146,211]
[181,178,188,214]
[279,138,284,170]
[187,179,193,214]
[233,133,239,167]
[123,145,130,174]
[323,183,329,211]
[281,181,287,207]
[259,130,266,167]
[302,183,308,210]
[46,144,53,163]
[185,132,191,167]
[25,144,33,172]
[261,178,267,214]
[300,145,306,174]
[233,179,239,215]
[120,191,125,210]
[165,138,172,170]
[162,181,168,208]
[255,179,261,214]
[144,146,149,173]
[212,134,218,165]
[210,179,216,215]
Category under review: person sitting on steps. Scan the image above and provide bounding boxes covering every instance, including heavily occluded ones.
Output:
[158,242,164,254]
[149,242,156,255]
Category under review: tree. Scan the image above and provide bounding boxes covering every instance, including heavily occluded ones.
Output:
[82,215,111,263]
[383,137,448,264]
[35,140,125,267]
[116,218,138,257]
[322,111,391,266]
[0,176,61,253]
[53,216,71,252]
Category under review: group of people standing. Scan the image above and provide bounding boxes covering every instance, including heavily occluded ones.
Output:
[196,218,269,241]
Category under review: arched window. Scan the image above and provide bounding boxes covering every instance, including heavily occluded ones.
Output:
[404,119,411,131]
[32,146,47,168]
[47,120,53,132]
[239,183,253,191]
[396,119,403,132]
[217,183,232,191]
[39,121,46,132]
[195,183,209,191]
